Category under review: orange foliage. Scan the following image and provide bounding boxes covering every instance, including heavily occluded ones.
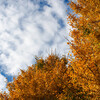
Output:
[4,54,87,100]
[67,0,100,99]
[0,92,8,100]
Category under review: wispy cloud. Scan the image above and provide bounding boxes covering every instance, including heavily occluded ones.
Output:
[0,0,71,91]
[0,74,7,92]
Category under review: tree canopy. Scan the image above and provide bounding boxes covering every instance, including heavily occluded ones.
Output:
[67,0,100,99]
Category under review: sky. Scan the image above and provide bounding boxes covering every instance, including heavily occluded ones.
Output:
[0,0,73,92]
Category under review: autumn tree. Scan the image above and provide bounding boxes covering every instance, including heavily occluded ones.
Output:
[0,92,8,100]
[3,54,88,100]
[67,0,100,99]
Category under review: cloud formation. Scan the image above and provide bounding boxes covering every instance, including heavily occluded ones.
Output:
[0,0,71,91]
[0,74,7,92]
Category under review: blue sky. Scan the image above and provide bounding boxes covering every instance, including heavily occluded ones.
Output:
[0,0,73,92]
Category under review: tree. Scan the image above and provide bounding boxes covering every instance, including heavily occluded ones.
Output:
[4,54,87,100]
[67,0,100,99]
[0,92,8,100]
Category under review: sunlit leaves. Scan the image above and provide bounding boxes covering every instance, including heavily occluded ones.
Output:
[5,54,69,100]
[67,0,100,99]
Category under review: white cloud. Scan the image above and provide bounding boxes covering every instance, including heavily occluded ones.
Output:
[0,74,7,92]
[0,0,72,91]
[68,0,77,3]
